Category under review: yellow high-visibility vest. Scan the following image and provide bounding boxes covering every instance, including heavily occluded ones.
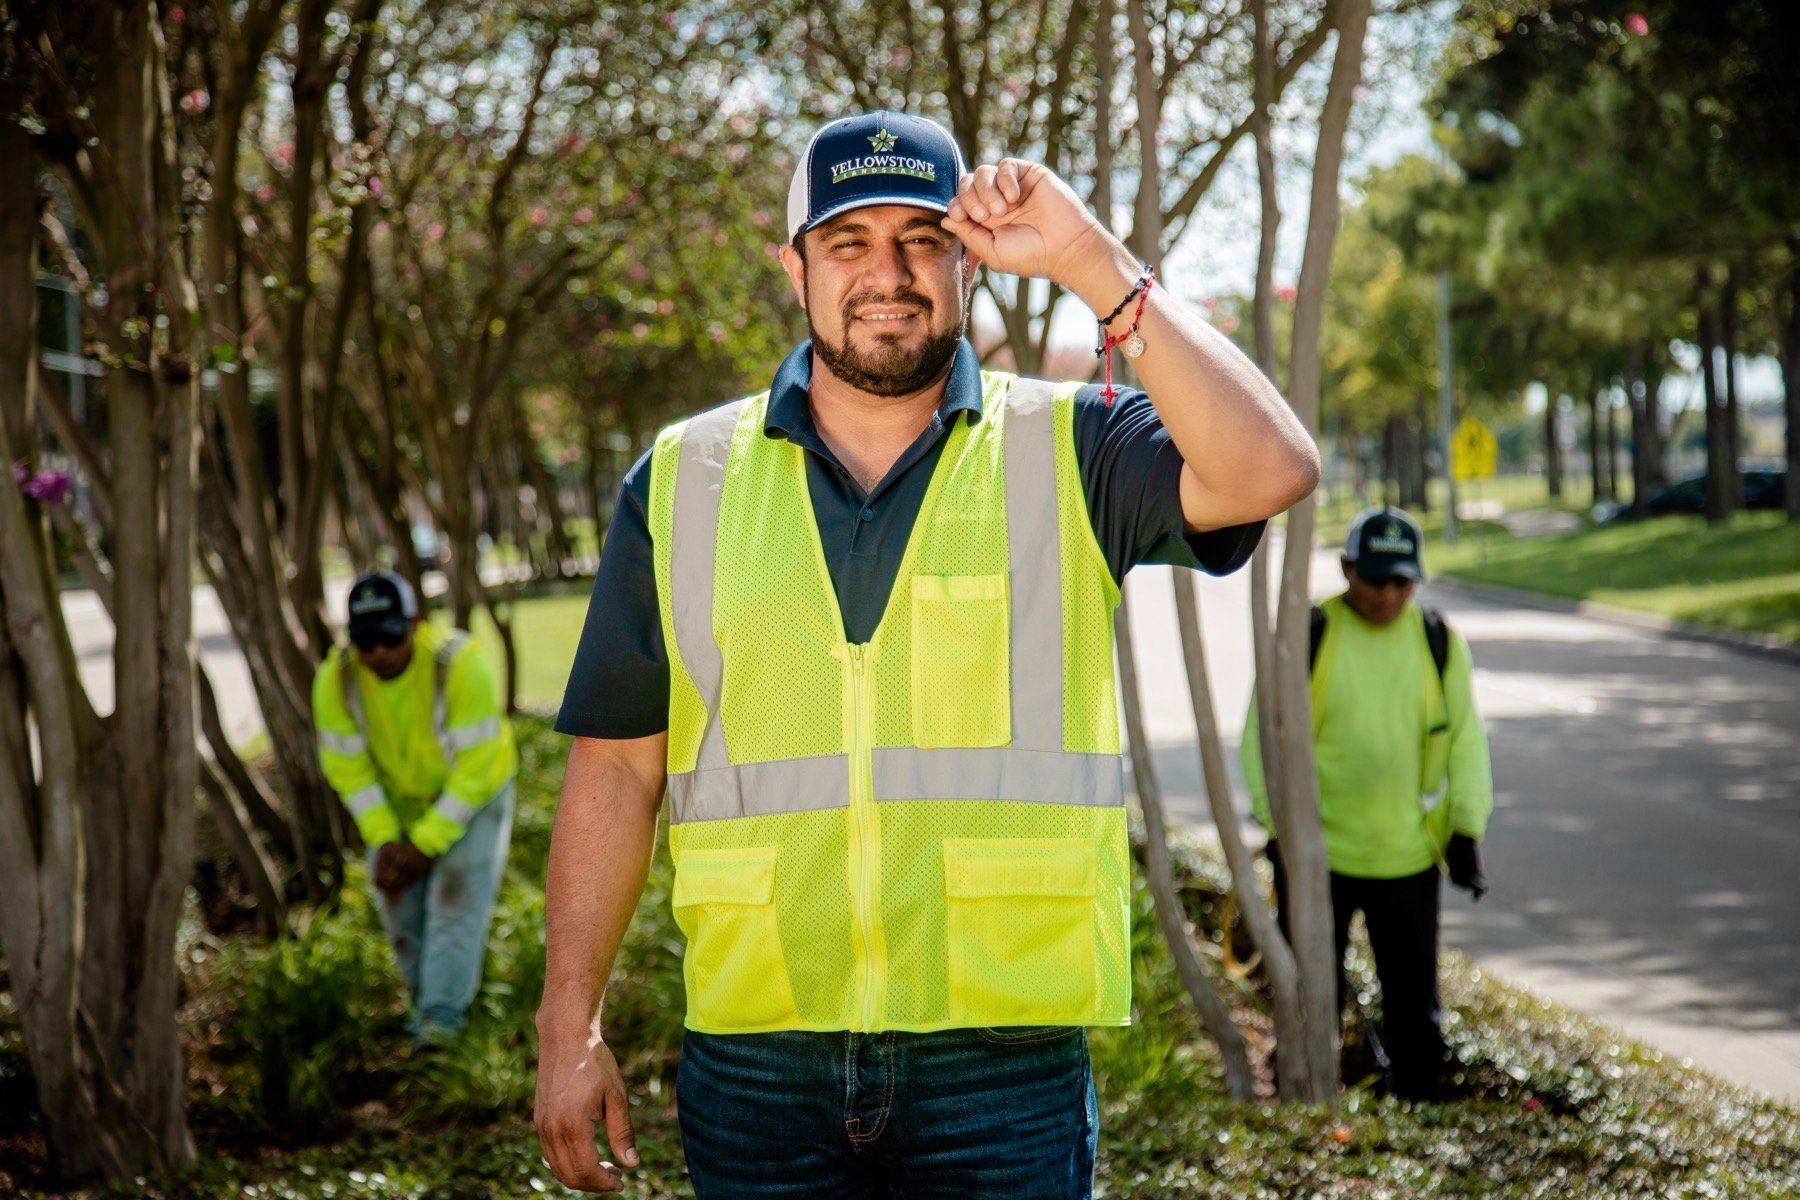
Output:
[649,372,1131,1034]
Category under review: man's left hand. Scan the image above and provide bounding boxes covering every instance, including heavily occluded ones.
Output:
[1445,834,1487,900]
[941,159,1111,289]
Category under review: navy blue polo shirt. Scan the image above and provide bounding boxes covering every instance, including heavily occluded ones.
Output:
[556,339,1264,740]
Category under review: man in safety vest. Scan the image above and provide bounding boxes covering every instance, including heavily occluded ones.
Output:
[535,111,1320,1197]
[313,570,517,1047]
[1241,506,1493,1102]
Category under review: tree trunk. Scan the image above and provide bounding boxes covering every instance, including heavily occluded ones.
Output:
[1544,393,1562,499]
[0,15,199,1179]
[1115,593,1255,1101]
[1171,569,1302,1093]
[1722,263,1742,479]
[1629,340,1655,519]
[1267,0,1374,1106]
[1413,394,1431,513]
[1783,243,1800,523]
[1697,268,1733,525]
[1587,379,1604,508]
[1605,385,1620,504]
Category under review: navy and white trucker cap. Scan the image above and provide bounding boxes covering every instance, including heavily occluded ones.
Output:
[787,111,968,241]
[1344,506,1425,581]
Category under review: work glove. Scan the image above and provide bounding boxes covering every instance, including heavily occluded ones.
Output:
[1444,833,1487,900]
[376,839,433,893]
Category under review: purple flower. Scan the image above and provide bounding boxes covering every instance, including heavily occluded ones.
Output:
[20,469,73,506]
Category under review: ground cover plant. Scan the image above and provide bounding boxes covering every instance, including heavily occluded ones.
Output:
[2,712,1795,1198]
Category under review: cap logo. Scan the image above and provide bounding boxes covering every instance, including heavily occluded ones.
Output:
[868,128,898,153]
[1367,520,1415,555]
[350,592,392,615]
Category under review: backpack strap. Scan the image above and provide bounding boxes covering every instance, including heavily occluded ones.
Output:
[1420,607,1451,682]
[1308,604,1327,673]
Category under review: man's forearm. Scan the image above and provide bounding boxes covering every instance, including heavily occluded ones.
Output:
[536,734,667,1042]
[1061,231,1320,529]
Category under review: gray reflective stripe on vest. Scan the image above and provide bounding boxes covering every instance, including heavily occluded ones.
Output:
[667,755,850,824]
[1002,379,1064,752]
[433,631,469,761]
[317,728,367,756]
[670,400,750,773]
[872,746,1123,807]
[432,791,485,826]
[443,715,501,753]
[341,783,387,817]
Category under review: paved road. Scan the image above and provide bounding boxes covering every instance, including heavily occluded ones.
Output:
[1127,548,1800,1105]
[64,547,1800,1103]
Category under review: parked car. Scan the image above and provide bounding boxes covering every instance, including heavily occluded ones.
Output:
[1622,469,1788,518]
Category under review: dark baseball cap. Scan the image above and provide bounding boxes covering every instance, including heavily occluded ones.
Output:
[346,570,418,642]
[787,110,967,241]
[1344,506,1425,581]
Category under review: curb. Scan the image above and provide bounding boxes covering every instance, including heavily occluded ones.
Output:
[1428,575,1800,669]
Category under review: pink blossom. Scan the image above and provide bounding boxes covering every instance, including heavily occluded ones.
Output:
[658,299,675,316]
[573,207,595,225]
[17,466,73,506]
[1624,13,1649,36]
[179,89,210,116]
[751,210,773,229]
[273,141,295,167]
[713,231,729,247]
[1201,297,1220,312]
[712,327,730,344]
[254,183,276,203]
[368,175,384,199]
[627,262,650,283]
[529,206,550,227]
[1276,284,1298,303]
[1524,1096,1543,1111]
[427,222,446,241]
[559,133,587,155]
[168,6,186,24]
[632,321,650,339]
[1217,313,1239,334]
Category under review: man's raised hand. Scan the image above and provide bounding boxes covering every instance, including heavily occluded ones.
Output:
[941,159,1110,288]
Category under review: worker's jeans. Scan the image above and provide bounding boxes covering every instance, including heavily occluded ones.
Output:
[370,781,514,1040]
[676,1025,1097,1199]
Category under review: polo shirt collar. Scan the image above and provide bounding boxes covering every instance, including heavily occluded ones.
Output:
[763,337,984,442]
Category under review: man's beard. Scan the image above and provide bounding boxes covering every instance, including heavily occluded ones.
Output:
[807,285,966,398]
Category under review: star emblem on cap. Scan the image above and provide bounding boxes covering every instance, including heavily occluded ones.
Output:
[868,128,898,153]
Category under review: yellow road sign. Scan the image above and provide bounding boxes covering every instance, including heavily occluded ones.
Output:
[1451,415,1497,482]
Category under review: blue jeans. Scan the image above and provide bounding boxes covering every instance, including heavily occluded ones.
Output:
[369,782,514,1038]
[676,1026,1097,1199]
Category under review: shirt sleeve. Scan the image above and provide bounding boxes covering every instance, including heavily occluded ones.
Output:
[554,449,672,739]
[1071,384,1265,583]
[311,655,400,848]
[1442,630,1494,840]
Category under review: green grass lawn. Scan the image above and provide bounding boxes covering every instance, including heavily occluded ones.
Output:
[1434,510,1800,645]
[7,712,1795,1199]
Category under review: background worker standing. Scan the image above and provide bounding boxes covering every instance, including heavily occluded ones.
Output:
[1242,506,1493,1101]
[313,571,517,1047]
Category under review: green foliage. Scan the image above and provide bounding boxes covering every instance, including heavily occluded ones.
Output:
[229,889,406,1140]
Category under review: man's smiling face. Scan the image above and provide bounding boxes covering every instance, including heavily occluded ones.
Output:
[779,205,972,398]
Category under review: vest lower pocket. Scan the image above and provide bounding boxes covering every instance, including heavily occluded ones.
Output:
[942,838,1098,1024]
[911,574,1011,749]
[673,846,799,1029]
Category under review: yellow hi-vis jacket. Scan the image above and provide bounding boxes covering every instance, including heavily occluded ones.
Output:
[312,622,516,855]
[650,372,1131,1035]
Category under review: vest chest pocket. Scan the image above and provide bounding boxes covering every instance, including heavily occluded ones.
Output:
[943,839,1098,1024]
[910,574,1011,748]
[672,847,799,1030]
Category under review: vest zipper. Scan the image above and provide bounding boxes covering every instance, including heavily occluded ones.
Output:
[847,643,879,1031]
